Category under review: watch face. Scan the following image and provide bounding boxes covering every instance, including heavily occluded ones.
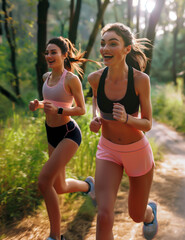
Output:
[58,107,63,114]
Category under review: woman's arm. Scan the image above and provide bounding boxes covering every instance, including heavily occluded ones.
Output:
[92,94,99,118]
[29,72,51,112]
[88,71,102,133]
[29,99,44,111]
[128,73,152,132]
[62,74,86,116]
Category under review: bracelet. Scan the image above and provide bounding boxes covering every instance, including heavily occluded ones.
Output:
[125,114,128,124]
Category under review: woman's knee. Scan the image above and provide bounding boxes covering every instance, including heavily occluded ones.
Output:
[38,173,50,194]
[97,207,114,228]
[54,184,67,194]
[129,209,145,223]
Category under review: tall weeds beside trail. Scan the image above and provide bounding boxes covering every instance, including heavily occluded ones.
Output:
[151,82,185,133]
[0,113,48,224]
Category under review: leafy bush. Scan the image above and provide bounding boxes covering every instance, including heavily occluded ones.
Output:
[151,82,185,132]
[0,112,48,223]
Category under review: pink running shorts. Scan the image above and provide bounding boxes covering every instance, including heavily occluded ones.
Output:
[96,135,154,177]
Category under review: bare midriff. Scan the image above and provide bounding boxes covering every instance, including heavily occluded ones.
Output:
[101,113,144,145]
[45,114,71,127]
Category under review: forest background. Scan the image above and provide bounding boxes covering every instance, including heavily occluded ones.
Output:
[0,0,185,234]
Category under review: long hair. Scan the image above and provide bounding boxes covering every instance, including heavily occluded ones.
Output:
[46,37,99,78]
[101,23,151,71]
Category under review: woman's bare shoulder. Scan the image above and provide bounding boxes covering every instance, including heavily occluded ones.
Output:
[133,68,150,82]
[133,68,150,86]
[88,68,105,89]
[65,71,81,86]
[133,68,150,94]
[42,72,51,82]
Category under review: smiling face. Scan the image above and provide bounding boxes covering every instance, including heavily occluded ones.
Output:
[100,31,131,67]
[45,43,66,69]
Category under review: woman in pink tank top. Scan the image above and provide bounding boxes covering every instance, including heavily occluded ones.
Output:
[29,37,96,240]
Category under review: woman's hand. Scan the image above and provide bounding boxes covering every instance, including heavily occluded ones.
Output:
[29,99,40,111]
[113,103,128,123]
[90,117,102,133]
[44,102,58,115]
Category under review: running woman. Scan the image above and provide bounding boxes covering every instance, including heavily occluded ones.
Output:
[88,23,158,240]
[29,36,95,240]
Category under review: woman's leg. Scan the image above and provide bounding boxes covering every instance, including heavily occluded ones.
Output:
[38,138,89,240]
[128,166,154,223]
[95,159,123,240]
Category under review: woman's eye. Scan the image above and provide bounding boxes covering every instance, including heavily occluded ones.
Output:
[110,43,117,46]
[100,42,105,47]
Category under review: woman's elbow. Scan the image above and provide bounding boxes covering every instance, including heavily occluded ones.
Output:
[80,106,86,115]
[144,120,152,132]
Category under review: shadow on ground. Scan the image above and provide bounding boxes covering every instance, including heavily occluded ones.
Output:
[63,197,97,240]
[0,195,96,240]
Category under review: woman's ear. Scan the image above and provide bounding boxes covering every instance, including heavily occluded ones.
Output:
[63,52,68,59]
[125,45,131,54]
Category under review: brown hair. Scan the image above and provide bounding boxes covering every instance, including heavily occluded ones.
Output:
[101,23,150,71]
[47,36,96,77]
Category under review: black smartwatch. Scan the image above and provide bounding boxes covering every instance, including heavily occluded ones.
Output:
[58,107,63,114]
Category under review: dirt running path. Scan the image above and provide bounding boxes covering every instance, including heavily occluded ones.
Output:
[1,121,185,240]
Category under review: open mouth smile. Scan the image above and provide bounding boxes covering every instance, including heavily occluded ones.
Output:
[103,54,113,59]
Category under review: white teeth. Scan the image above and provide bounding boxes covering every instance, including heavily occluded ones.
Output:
[104,55,113,58]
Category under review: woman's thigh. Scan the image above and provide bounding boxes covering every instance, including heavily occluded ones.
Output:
[128,166,154,222]
[40,138,79,185]
[95,159,123,211]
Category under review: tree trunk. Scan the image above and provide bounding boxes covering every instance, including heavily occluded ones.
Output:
[68,0,82,44]
[136,0,141,37]
[0,85,23,104]
[172,0,185,86]
[2,0,20,97]
[172,20,178,86]
[0,14,2,43]
[127,0,133,28]
[144,0,165,75]
[97,0,105,28]
[81,0,110,77]
[69,0,75,36]
[35,0,49,100]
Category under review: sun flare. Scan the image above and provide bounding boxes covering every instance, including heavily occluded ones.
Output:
[133,0,156,13]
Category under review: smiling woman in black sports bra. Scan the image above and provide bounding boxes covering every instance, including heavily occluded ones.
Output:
[88,23,158,240]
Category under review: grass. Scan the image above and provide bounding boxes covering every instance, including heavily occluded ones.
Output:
[0,112,48,224]
[151,80,185,133]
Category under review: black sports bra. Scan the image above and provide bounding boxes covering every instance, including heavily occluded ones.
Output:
[97,66,139,120]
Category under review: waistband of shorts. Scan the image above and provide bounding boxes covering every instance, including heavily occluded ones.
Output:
[45,118,77,129]
[99,134,149,153]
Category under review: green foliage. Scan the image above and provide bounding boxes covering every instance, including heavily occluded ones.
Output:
[150,33,174,83]
[151,81,185,132]
[0,112,48,223]
[149,138,163,164]
[67,106,100,179]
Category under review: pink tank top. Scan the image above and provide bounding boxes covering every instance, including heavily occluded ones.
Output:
[42,69,73,108]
